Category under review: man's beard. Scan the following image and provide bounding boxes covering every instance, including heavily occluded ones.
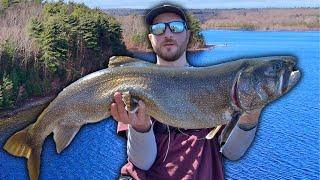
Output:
[154,39,188,62]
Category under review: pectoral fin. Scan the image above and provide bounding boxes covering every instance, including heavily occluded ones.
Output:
[122,91,139,113]
[206,125,223,139]
[53,124,81,153]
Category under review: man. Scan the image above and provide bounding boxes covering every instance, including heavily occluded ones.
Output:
[110,4,261,180]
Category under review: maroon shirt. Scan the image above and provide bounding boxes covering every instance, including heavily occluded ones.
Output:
[117,121,225,180]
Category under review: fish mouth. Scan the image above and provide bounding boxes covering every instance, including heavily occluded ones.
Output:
[287,69,301,91]
[279,65,301,94]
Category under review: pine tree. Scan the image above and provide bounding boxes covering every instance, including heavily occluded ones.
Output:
[2,73,14,108]
[186,13,205,49]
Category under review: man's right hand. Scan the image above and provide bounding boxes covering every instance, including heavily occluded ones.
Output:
[110,92,152,133]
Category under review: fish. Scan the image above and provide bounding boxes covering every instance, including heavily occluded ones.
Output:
[3,55,300,180]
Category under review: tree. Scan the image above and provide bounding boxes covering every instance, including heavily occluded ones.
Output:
[1,0,9,8]
[1,73,14,108]
[186,13,205,49]
[28,1,127,82]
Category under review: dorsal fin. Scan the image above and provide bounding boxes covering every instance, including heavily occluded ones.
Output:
[108,56,152,68]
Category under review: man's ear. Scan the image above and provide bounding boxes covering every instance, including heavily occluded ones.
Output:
[148,33,153,42]
[186,30,191,43]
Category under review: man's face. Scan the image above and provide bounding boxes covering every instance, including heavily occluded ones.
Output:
[148,12,190,62]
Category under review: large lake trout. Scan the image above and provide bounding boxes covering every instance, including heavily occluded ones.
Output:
[3,56,300,180]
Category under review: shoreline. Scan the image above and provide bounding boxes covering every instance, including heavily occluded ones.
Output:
[0,94,56,119]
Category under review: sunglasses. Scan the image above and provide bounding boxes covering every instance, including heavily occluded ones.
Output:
[150,21,187,35]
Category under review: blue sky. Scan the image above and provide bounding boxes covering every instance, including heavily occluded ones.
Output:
[62,0,320,9]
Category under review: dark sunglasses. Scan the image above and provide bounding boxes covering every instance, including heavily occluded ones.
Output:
[150,21,187,35]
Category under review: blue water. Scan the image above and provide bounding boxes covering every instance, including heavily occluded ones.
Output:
[0,30,319,179]
[197,30,320,180]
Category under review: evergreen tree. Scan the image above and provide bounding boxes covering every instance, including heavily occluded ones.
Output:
[186,13,205,49]
[1,0,9,8]
[2,73,14,108]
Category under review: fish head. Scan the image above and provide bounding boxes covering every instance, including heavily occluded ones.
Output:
[233,56,301,111]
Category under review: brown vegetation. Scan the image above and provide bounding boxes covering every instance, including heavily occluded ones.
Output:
[115,14,150,51]
[200,8,320,31]
[0,3,43,58]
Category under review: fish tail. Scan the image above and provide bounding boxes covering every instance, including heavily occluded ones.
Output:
[3,127,42,180]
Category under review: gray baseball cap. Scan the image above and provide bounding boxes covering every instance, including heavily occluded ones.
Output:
[145,4,187,25]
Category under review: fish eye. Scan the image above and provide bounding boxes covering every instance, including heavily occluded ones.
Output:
[272,61,284,72]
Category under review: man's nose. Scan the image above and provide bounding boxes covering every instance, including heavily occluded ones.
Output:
[163,26,173,38]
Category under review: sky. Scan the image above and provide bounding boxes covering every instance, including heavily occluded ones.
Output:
[62,0,320,9]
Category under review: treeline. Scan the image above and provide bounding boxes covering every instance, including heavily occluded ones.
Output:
[0,1,127,109]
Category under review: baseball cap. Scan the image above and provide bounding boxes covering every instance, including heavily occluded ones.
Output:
[145,4,188,26]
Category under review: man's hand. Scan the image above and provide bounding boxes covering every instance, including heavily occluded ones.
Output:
[237,108,262,131]
[110,92,152,133]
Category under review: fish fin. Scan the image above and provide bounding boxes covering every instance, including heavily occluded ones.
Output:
[205,125,223,139]
[3,128,33,158]
[53,124,81,153]
[108,56,152,68]
[27,148,41,180]
[3,127,42,180]
[122,91,139,113]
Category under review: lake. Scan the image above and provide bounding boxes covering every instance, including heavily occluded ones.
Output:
[0,30,319,180]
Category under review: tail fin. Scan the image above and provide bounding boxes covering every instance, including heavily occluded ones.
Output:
[3,128,42,180]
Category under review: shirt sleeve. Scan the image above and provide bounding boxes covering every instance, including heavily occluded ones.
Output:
[220,122,257,161]
[127,122,157,170]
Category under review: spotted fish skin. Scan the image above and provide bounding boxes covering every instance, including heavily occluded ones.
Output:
[3,55,300,180]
